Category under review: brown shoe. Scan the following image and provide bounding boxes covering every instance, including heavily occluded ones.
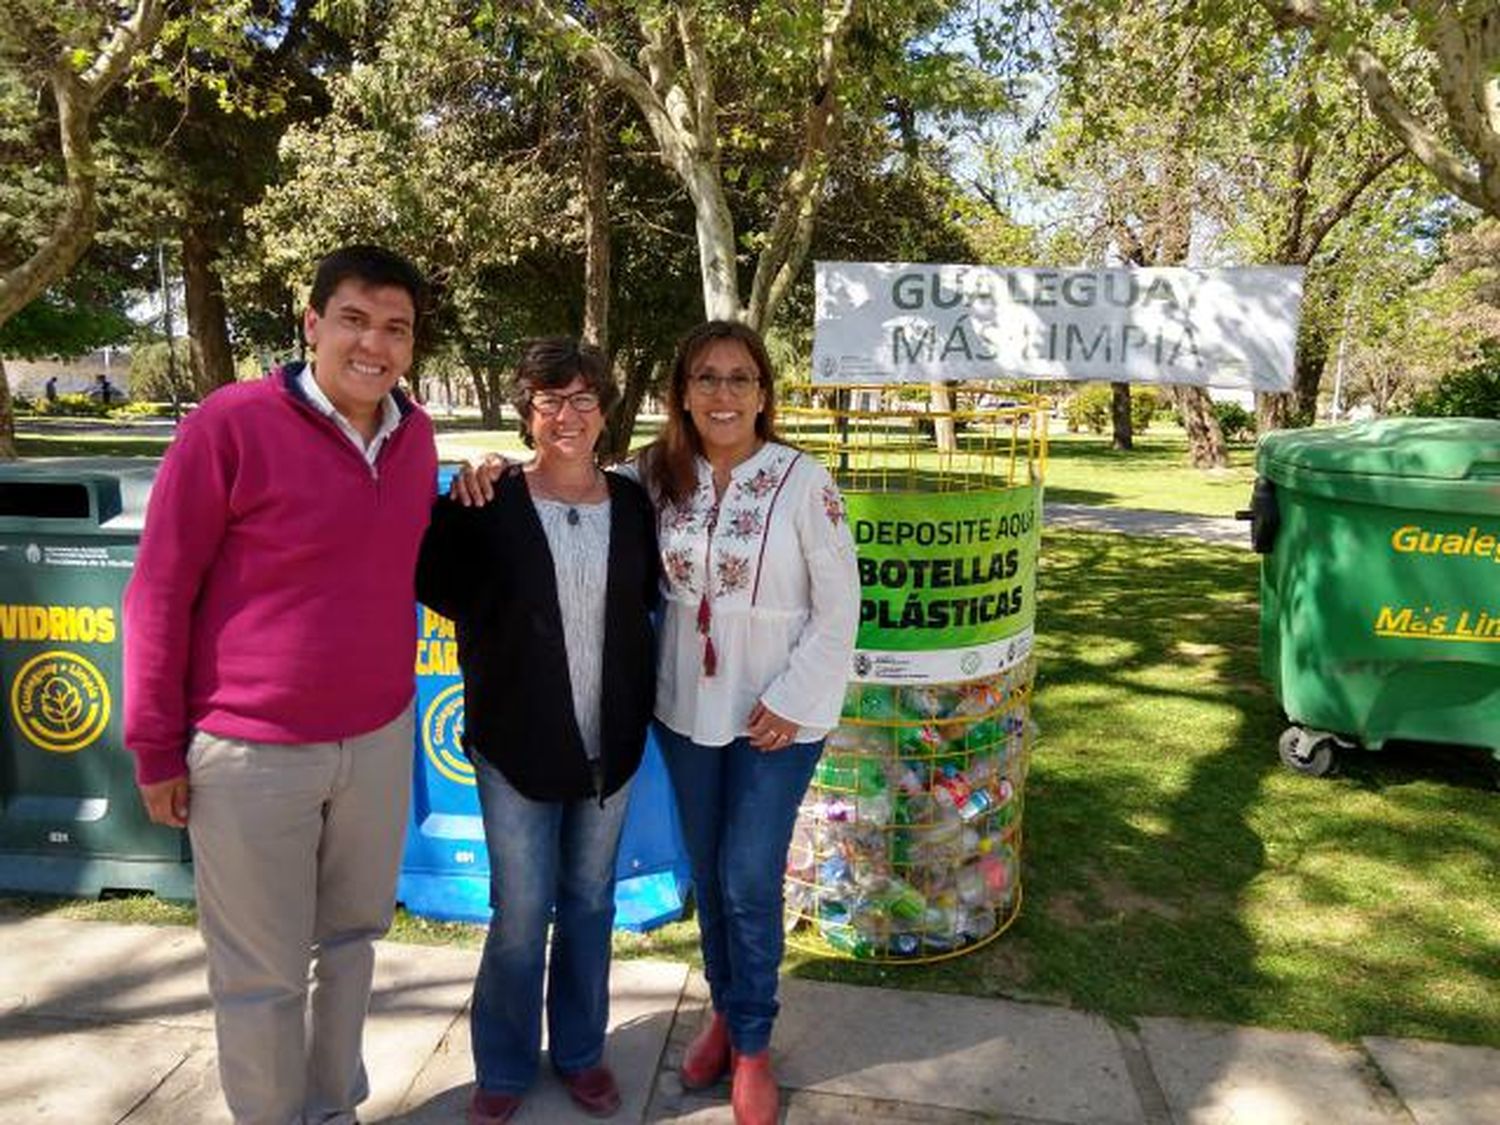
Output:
[731,1050,778,1125]
[559,1065,622,1118]
[679,1011,731,1089]
[468,1087,523,1125]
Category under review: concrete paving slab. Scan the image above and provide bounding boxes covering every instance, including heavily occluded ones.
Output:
[785,1088,1022,1123]
[392,958,687,1124]
[1139,1018,1406,1125]
[646,1096,736,1124]
[0,914,211,1027]
[1364,1036,1500,1125]
[114,937,483,1123]
[363,941,482,1121]
[772,978,1145,1125]
[0,1014,205,1124]
[120,1040,230,1125]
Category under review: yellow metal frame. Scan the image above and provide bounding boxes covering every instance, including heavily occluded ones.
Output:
[777,383,1050,494]
[773,388,1048,963]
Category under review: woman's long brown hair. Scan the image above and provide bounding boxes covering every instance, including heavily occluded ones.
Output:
[644,320,784,508]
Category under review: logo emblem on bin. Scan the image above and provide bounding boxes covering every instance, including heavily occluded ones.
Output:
[10,650,110,753]
[421,683,474,785]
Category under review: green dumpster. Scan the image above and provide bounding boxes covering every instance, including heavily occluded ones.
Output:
[0,466,192,898]
[1246,417,1500,776]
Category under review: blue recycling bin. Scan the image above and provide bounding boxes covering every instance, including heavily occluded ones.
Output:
[400,553,689,931]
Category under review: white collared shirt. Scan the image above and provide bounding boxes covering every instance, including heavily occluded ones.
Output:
[299,365,402,466]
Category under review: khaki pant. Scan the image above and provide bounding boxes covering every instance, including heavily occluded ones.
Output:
[187,703,414,1125]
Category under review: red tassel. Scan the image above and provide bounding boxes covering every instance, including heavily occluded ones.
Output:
[698,592,717,675]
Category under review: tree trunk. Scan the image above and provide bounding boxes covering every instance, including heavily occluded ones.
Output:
[181,222,236,395]
[1110,381,1133,450]
[472,368,506,429]
[1292,320,1330,425]
[1256,391,1292,433]
[580,79,611,357]
[0,357,16,460]
[928,381,957,453]
[527,1,856,332]
[606,354,658,459]
[1174,386,1227,468]
[0,0,167,329]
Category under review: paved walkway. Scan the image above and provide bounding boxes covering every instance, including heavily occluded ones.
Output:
[2,914,1494,1124]
[1042,504,1248,549]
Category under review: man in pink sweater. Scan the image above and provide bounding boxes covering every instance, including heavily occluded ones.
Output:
[124,245,438,1125]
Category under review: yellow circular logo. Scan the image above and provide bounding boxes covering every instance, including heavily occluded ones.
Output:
[10,650,111,753]
[421,683,474,786]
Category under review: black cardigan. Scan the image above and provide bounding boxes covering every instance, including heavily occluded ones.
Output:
[415,466,660,802]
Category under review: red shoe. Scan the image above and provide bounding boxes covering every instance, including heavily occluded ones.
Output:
[468,1087,523,1125]
[679,1011,731,1090]
[559,1065,622,1118]
[731,1050,778,1125]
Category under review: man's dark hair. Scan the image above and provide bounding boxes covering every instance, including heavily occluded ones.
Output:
[309,245,430,331]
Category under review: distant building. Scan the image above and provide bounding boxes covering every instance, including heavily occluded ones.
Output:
[3,348,131,400]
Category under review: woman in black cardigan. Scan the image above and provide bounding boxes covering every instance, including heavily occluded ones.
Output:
[416,339,658,1125]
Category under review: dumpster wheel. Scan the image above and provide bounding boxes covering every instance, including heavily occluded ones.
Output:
[1278,726,1340,777]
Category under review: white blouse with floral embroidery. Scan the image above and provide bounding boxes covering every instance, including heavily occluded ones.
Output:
[627,442,860,747]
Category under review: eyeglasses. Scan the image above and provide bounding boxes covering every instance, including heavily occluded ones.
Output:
[688,373,760,398]
[530,389,601,415]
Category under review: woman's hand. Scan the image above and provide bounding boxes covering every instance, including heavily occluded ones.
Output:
[747,701,800,751]
[450,453,512,506]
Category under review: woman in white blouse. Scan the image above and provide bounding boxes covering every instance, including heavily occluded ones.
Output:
[640,321,859,1125]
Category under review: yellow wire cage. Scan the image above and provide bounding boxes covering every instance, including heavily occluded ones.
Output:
[777,383,1049,963]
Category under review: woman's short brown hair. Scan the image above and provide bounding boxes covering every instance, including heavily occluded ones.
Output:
[510,337,618,449]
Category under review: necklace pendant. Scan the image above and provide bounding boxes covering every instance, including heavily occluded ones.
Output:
[567,507,580,526]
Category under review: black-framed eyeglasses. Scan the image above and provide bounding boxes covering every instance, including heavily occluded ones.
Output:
[530,389,601,415]
[688,373,760,398]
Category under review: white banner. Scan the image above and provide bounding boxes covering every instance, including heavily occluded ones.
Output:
[812,262,1303,391]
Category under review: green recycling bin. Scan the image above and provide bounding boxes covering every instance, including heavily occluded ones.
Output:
[1245,417,1500,776]
[0,466,192,898]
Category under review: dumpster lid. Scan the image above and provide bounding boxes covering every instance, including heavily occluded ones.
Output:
[1259,417,1500,481]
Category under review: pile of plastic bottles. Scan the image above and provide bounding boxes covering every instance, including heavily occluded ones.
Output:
[785,661,1034,960]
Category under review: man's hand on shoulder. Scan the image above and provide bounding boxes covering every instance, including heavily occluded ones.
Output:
[449,453,511,506]
[139,776,190,827]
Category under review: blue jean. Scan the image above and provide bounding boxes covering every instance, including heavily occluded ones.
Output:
[470,755,631,1095]
[655,721,822,1055]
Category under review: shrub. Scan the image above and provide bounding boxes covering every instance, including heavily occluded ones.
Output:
[110,400,180,419]
[1131,387,1161,432]
[1065,384,1162,435]
[1064,383,1112,433]
[1212,400,1256,441]
[34,393,111,418]
[1408,344,1500,419]
[128,339,196,403]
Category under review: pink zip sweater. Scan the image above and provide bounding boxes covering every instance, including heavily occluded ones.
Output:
[124,364,437,785]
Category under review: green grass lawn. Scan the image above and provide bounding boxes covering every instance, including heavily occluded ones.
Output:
[10,528,1495,1047]
[14,415,1254,518]
[1042,428,1257,515]
[768,530,1498,1047]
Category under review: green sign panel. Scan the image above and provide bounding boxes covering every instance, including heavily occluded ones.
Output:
[845,486,1041,683]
